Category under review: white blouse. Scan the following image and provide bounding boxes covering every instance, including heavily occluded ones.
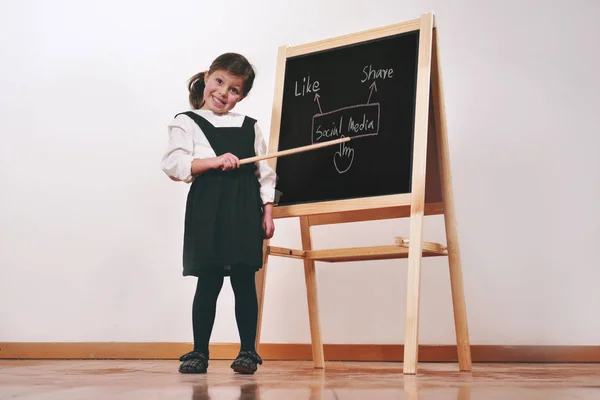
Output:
[160,109,277,204]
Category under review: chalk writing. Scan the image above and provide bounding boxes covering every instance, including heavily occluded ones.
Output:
[348,114,376,134]
[308,74,382,174]
[361,65,394,83]
[312,104,380,144]
[315,116,343,141]
[295,75,320,97]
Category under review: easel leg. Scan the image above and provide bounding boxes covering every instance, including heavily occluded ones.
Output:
[445,225,472,371]
[300,216,324,369]
[403,12,435,375]
[404,213,425,375]
[254,239,269,353]
[431,26,472,371]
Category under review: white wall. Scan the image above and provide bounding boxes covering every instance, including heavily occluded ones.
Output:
[1,0,599,346]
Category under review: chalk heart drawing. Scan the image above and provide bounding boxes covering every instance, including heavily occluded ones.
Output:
[334,137,354,173]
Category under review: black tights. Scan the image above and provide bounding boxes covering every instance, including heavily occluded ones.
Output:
[192,269,258,356]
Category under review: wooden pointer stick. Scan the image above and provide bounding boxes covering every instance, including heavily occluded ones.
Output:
[240,136,351,165]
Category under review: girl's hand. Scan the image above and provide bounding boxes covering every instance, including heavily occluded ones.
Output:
[216,153,240,170]
[262,203,275,239]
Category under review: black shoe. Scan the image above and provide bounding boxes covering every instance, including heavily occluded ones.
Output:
[230,350,263,374]
[179,351,209,374]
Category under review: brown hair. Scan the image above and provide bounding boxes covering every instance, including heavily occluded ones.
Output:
[187,52,256,110]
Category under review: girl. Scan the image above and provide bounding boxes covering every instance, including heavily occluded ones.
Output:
[161,52,277,374]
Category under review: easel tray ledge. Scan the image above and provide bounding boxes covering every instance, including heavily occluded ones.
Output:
[268,239,448,263]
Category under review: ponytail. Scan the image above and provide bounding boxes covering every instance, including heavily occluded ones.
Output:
[188,72,206,109]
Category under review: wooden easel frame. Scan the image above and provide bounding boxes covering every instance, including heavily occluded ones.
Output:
[255,12,471,375]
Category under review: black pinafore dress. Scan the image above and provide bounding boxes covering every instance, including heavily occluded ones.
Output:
[178,112,264,278]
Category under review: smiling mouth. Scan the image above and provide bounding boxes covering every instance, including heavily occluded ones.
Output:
[212,95,226,105]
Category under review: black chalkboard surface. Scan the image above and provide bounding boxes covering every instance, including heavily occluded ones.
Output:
[275,30,420,206]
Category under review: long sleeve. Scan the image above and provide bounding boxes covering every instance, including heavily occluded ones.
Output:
[254,123,277,204]
[161,120,195,183]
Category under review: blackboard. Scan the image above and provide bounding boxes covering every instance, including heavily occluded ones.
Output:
[274,30,420,207]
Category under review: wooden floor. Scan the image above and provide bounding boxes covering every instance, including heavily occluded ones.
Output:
[1,360,599,399]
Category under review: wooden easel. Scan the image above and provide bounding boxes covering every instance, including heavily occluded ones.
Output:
[254,13,472,375]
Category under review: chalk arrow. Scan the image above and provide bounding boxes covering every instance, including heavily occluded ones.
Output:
[367,81,378,104]
[314,93,323,114]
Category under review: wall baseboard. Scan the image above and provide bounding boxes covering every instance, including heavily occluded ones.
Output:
[1,343,599,363]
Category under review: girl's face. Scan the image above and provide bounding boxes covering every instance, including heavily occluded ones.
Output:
[201,69,245,114]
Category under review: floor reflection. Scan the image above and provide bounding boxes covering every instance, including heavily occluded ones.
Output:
[1,360,599,400]
[192,382,261,400]
[188,370,475,400]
